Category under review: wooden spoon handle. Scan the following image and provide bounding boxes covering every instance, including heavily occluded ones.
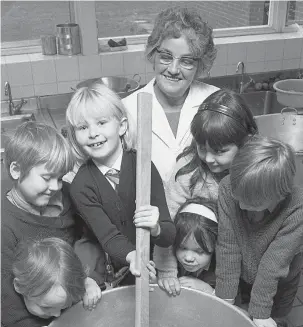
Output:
[135,92,153,327]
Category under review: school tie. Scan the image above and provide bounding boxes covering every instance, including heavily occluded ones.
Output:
[105,168,120,191]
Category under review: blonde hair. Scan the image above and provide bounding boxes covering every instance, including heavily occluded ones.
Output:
[5,121,75,182]
[66,83,135,162]
[13,237,87,306]
[230,136,296,207]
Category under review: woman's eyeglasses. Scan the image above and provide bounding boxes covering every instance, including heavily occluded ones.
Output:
[156,48,198,70]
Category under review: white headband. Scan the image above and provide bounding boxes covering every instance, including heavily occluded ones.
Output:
[179,203,217,223]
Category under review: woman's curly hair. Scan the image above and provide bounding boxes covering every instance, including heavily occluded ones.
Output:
[145,6,217,78]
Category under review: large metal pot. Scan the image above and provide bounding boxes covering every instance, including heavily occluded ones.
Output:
[49,285,255,327]
[74,74,141,98]
[255,108,303,187]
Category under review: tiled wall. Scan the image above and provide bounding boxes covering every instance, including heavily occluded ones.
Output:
[1,30,303,100]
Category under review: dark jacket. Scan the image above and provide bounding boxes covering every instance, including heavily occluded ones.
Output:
[70,150,176,266]
[1,183,80,327]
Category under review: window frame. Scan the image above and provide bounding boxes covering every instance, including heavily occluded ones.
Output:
[0,1,299,56]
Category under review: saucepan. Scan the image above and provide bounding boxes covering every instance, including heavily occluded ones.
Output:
[255,108,303,186]
[49,285,255,327]
[71,74,141,98]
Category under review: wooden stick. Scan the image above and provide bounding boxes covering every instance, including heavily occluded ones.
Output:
[135,92,153,327]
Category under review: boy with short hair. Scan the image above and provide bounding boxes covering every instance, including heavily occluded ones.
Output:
[12,237,101,321]
[215,136,303,327]
[1,122,101,327]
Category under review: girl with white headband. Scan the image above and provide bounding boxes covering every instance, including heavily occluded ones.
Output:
[151,197,218,294]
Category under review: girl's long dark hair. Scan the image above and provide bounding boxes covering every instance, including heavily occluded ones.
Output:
[176,89,258,193]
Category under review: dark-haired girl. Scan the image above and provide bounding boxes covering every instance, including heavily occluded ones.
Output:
[151,197,218,295]
[154,89,258,295]
[174,197,218,294]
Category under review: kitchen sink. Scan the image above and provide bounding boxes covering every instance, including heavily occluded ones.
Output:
[1,113,36,157]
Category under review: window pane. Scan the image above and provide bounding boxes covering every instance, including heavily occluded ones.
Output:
[95,1,269,38]
[286,1,303,25]
[1,1,71,42]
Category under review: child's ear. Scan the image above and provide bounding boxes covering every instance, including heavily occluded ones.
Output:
[13,278,21,294]
[9,162,21,180]
[119,117,128,137]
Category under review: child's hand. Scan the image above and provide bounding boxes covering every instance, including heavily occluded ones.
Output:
[83,277,102,311]
[147,260,157,283]
[158,276,181,296]
[133,205,160,237]
[179,276,214,294]
[126,250,140,277]
[253,317,277,327]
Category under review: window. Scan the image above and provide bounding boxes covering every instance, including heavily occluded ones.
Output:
[95,1,270,39]
[1,1,71,42]
[286,0,303,25]
[1,1,71,55]
[1,1,301,56]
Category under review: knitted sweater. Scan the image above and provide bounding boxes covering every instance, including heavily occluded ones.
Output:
[1,183,80,327]
[70,150,176,267]
[153,156,219,277]
[215,176,303,319]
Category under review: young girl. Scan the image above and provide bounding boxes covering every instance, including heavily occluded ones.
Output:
[153,89,258,296]
[1,122,101,327]
[12,237,101,322]
[164,197,217,295]
[65,83,176,286]
[215,136,303,327]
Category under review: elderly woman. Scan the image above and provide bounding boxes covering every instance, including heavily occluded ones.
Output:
[123,7,218,184]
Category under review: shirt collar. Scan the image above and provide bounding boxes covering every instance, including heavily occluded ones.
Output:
[7,187,63,217]
[93,150,123,175]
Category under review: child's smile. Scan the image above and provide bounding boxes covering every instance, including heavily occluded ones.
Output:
[88,140,106,148]
[74,114,126,167]
[197,142,239,173]
[12,163,63,209]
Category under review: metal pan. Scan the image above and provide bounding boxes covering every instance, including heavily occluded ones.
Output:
[73,74,141,98]
[255,108,303,186]
[49,285,255,327]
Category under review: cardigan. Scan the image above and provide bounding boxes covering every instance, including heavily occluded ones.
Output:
[123,78,219,183]
[69,150,176,266]
[215,175,303,319]
[1,183,80,327]
[153,155,219,277]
